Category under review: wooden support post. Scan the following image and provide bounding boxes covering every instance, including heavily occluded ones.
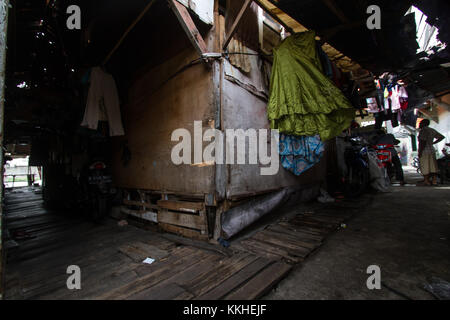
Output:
[222,0,253,50]
[168,0,208,56]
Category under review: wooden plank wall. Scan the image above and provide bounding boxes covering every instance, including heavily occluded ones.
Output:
[221,58,327,199]
[111,47,216,196]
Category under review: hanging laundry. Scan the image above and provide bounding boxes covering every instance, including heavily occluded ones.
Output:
[279,134,324,176]
[81,67,125,136]
[391,85,408,111]
[366,97,380,113]
[267,31,355,141]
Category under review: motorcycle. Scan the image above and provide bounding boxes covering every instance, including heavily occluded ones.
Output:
[343,137,370,197]
[80,159,115,222]
[372,144,396,181]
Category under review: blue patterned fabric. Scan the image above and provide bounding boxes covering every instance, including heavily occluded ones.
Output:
[279,134,324,176]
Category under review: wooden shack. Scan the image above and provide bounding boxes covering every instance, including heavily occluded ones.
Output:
[111,0,327,241]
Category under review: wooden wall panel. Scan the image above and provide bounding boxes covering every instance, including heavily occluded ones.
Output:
[221,59,326,199]
[111,48,216,195]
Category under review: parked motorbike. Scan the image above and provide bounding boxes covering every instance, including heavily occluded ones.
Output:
[372,144,395,181]
[80,159,115,222]
[343,137,370,197]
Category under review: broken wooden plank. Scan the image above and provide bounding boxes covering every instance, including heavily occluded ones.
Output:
[159,222,209,241]
[157,200,204,212]
[158,209,207,231]
[196,257,274,300]
[168,0,208,56]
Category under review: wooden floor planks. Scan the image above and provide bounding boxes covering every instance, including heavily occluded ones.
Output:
[3,187,358,300]
[237,203,356,266]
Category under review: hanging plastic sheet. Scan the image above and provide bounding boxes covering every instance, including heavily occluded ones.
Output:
[221,188,291,240]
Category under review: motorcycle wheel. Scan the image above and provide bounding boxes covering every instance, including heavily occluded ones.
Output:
[345,166,369,198]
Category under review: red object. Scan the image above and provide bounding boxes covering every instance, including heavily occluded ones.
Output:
[373,144,394,168]
[90,162,106,170]
[400,98,408,110]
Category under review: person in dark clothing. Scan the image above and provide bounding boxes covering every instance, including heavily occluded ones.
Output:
[374,130,405,185]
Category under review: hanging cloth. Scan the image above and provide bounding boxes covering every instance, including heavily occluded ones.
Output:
[81,67,125,136]
[267,31,355,141]
[279,134,324,176]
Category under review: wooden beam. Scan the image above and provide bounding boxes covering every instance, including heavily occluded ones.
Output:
[418,108,439,123]
[253,0,294,34]
[168,0,208,56]
[157,200,204,213]
[102,0,156,65]
[223,0,253,50]
[159,222,209,240]
[158,209,207,231]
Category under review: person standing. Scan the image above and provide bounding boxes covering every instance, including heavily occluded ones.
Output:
[418,119,445,186]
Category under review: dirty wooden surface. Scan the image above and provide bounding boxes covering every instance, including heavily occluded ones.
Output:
[3,188,292,300]
[4,187,358,300]
[236,203,358,264]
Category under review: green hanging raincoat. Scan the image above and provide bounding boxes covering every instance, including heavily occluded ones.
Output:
[267,31,355,141]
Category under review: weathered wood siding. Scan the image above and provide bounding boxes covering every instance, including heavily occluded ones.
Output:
[111,48,216,195]
[221,56,326,199]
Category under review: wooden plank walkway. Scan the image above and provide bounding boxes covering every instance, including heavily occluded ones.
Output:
[237,203,358,264]
[3,188,293,300]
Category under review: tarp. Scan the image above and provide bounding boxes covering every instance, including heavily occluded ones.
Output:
[267,31,355,141]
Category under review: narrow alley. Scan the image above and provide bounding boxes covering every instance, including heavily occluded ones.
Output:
[266,168,450,300]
